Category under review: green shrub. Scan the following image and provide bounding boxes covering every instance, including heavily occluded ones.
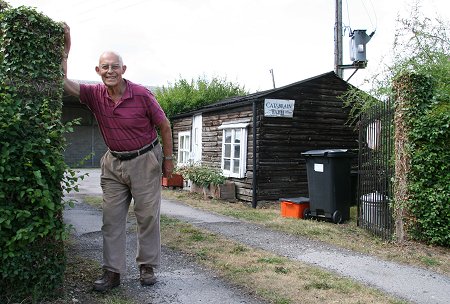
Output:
[404,77,450,246]
[176,163,226,187]
[0,3,78,302]
[155,76,247,119]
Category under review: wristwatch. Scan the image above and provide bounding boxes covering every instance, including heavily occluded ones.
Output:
[163,156,173,160]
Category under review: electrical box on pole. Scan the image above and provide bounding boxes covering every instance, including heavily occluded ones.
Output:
[349,29,374,67]
[334,1,375,81]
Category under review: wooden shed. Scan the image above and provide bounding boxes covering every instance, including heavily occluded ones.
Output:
[171,71,358,205]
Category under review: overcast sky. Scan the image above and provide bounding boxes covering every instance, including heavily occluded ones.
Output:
[7,0,449,92]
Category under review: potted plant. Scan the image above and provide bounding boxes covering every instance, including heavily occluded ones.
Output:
[176,164,231,199]
[161,157,184,188]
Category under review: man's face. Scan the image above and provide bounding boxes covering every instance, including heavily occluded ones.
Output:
[95,53,126,88]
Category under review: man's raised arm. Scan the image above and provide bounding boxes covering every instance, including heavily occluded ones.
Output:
[62,23,80,97]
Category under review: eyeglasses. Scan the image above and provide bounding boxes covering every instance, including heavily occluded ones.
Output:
[99,64,121,71]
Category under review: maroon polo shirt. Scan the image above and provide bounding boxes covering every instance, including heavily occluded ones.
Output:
[79,80,166,152]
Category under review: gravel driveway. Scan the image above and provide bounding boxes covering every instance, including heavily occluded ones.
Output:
[64,169,450,304]
[65,200,265,304]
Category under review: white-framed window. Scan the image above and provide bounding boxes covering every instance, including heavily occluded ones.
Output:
[219,122,249,178]
[192,114,202,163]
[177,131,191,166]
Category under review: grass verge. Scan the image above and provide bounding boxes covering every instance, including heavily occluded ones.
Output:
[162,189,450,276]
[159,215,404,304]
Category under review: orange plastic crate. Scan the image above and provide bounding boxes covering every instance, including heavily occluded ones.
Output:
[280,197,310,219]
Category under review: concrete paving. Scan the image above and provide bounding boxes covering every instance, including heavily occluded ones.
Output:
[64,168,450,304]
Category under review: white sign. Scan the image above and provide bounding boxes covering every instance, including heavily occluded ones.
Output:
[264,99,295,117]
[314,163,324,172]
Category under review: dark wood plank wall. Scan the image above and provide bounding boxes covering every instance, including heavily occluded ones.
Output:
[255,79,358,202]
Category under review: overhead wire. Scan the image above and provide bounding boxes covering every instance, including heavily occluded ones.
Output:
[115,0,150,12]
[344,0,352,36]
[344,0,377,36]
[73,0,149,25]
[70,0,97,8]
[70,0,128,24]
[368,0,377,33]
[75,0,119,18]
[360,0,377,34]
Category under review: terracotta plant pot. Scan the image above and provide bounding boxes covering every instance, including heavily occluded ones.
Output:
[162,174,184,188]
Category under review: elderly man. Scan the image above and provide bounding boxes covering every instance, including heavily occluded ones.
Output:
[62,24,173,292]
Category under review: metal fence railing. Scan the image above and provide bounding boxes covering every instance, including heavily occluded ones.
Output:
[357,99,394,240]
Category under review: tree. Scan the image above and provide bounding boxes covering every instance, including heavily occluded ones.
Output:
[155,76,248,119]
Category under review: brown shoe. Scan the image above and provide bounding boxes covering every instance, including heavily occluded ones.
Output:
[93,269,120,292]
[139,264,157,286]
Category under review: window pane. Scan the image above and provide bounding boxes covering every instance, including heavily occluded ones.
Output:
[178,133,191,164]
[233,160,240,173]
[225,130,232,143]
[234,130,241,143]
[224,159,230,170]
[233,145,240,158]
[224,144,231,157]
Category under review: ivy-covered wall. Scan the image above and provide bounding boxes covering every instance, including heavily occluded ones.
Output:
[393,73,450,246]
[0,2,76,301]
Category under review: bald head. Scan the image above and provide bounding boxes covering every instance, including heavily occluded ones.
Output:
[96,51,127,88]
[99,51,123,66]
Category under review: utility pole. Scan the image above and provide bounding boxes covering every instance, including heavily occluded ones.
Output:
[269,69,276,88]
[334,0,343,78]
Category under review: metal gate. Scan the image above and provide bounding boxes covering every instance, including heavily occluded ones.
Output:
[357,99,394,240]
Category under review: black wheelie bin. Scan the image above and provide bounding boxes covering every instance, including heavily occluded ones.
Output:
[301,149,354,223]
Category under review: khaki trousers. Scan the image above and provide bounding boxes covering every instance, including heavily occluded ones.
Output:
[100,144,162,274]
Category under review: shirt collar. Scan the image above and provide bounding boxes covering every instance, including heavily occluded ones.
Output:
[121,79,132,100]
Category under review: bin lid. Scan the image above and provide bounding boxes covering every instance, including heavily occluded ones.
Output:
[301,149,354,158]
[360,192,389,203]
[279,197,310,204]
